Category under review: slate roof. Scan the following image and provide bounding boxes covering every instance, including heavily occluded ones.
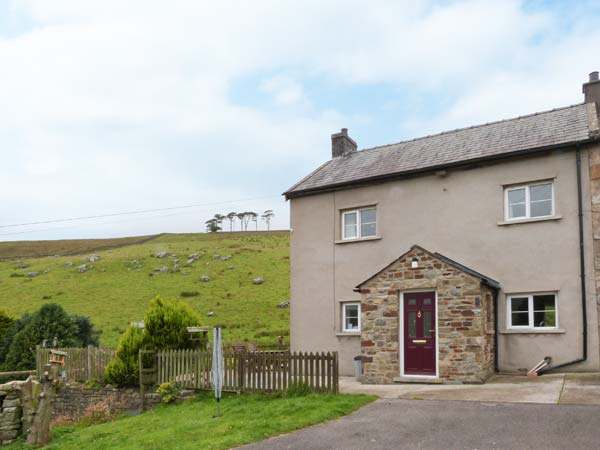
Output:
[285,102,600,198]
[353,245,500,291]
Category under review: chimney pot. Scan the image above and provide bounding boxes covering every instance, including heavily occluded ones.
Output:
[591,71,599,82]
[331,128,357,158]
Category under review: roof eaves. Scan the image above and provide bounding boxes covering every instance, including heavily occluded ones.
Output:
[282,159,333,199]
[353,244,500,291]
[285,137,597,199]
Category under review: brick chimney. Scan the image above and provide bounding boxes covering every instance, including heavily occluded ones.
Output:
[331,128,357,158]
[583,71,600,109]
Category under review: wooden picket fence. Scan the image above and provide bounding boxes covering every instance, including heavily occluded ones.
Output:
[35,346,115,381]
[153,350,338,394]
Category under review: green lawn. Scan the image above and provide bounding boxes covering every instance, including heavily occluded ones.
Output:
[5,393,375,450]
[0,232,290,347]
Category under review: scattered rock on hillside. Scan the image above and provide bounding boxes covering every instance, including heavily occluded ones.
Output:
[207,311,215,317]
[78,264,92,273]
[278,301,290,308]
[220,255,232,261]
[226,266,235,270]
[200,275,210,282]
[185,258,195,266]
[173,259,180,270]
[252,277,264,285]
[154,266,169,273]
[27,271,39,277]
[16,262,28,269]
[155,251,169,258]
[64,262,73,268]
[212,255,221,260]
[89,254,101,262]
[131,260,140,265]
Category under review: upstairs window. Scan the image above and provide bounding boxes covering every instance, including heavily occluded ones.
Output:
[505,182,554,221]
[507,293,557,329]
[342,207,377,240]
[342,303,361,332]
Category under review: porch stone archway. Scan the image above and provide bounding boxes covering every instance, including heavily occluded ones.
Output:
[355,245,498,384]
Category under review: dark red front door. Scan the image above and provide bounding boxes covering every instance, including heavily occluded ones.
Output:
[403,292,436,376]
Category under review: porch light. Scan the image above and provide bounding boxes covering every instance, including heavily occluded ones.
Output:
[411,257,418,269]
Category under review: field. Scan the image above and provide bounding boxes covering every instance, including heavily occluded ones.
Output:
[0,232,290,347]
[4,393,375,450]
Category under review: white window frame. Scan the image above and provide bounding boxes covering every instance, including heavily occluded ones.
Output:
[342,302,361,333]
[342,207,377,240]
[506,293,558,330]
[504,181,555,221]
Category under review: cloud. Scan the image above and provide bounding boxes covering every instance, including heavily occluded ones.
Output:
[0,0,598,240]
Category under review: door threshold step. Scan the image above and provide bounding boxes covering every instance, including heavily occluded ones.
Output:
[393,376,443,384]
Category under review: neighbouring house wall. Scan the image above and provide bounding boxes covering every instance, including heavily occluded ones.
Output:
[588,147,600,367]
[290,146,600,376]
[359,247,495,384]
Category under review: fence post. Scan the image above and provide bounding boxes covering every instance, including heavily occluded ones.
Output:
[87,345,92,381]
[237,352,244,393]
[332,352,339,394]
[139,350,145,411]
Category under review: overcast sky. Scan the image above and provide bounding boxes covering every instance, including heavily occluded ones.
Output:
[1,0,599,241]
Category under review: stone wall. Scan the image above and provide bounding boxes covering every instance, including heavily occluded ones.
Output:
[0,379,38,445]
[53,384,161,420]
[588,147,600,344]
[358,246,495,384]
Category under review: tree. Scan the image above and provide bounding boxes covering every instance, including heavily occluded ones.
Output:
[104,296,203,387]
[3,304,96,371]
[104,325,144,387]
[214,214,226,231]
[261,210,275,231]
[226,212,237,232]
[0,310,15,368]
[205,218,221,233]
[250,212,258,231]
[236,212,246,231]
[239,211,256,231]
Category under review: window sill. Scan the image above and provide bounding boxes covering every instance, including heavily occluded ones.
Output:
[497,215,562,226]
[500,328,566,335]
[336,332,360,337]
[335,236,382,244]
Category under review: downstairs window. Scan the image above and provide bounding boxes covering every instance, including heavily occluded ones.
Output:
[507,293,557,329]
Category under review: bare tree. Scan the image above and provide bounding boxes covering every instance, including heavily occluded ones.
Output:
[250,212,258,231]
[261,210,275,231]
[236,212,247,231]
[226,212,237,232]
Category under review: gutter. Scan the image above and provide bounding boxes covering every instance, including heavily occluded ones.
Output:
[538,144,588,373]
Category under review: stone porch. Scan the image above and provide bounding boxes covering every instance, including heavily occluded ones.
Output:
[355,245,497,384]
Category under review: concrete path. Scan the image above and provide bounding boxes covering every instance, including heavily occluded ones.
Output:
[239,399,600,450]
[340,373,600,404]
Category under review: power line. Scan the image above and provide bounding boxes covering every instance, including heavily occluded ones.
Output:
[0,194,281,229]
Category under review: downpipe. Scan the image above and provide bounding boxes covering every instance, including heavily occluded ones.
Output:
[538,145,587,373]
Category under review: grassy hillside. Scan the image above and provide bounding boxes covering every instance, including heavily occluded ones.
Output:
[0,232,290,347]
[0,235,159,260]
